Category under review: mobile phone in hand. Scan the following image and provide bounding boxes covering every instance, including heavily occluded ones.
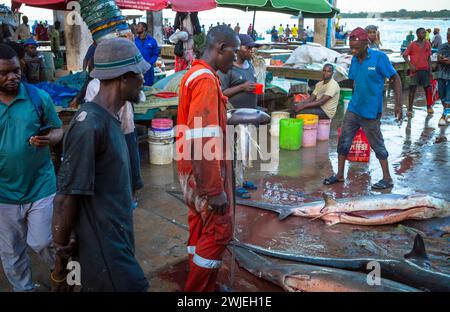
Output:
[35,125,53,137]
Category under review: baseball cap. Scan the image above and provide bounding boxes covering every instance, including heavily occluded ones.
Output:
[90,37,151,80]
[349,27,369,41]
[238,34,257,48]
[365,25,378,32]
[23,38,38,47]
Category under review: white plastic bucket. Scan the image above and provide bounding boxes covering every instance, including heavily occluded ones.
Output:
[148,140,173,165]
[270,111,290,137]
[148,128,174,141]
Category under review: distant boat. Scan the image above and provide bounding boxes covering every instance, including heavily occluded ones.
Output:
[377,18,384,21]
[388,18,396,21]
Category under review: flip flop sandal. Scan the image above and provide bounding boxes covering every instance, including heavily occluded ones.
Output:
[371,179,394,190]
[236,187,251,199]
[323,176,344,185]
[243,181,258,190]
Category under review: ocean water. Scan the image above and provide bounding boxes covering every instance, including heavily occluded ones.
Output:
[30,11,450,52]
[165,13,450,52]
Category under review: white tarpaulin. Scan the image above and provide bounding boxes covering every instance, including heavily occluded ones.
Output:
[285,43,352,82]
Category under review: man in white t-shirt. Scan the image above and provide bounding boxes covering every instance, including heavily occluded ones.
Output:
[292,63,340,119]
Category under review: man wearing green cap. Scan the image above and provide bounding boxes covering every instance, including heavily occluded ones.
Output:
[52,38,150,292]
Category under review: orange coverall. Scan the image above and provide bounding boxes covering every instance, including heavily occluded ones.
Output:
[176,59,233,292]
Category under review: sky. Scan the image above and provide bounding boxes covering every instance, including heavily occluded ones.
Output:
[2,0,449,22]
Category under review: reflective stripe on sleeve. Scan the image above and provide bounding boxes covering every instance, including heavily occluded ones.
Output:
[192,253,222,269]
[185,126,221,140]
[185,68,214,87]
[187,246,196,255]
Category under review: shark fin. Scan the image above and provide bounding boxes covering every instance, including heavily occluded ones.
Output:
[320,193,337,213]
[278,210,294,220]
[404,234,429,261]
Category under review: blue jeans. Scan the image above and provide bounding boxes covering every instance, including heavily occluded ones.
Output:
[125,130,144,192]
[437,78,450,104]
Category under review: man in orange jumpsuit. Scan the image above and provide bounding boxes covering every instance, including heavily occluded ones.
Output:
[176,25,240,292]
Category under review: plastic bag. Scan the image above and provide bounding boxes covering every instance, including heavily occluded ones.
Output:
[338,127,370,162]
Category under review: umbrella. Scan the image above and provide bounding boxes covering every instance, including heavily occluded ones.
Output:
[216,0,338,41]
[12,0,217,12]
[216,0,338,17]
[108,0,217,12]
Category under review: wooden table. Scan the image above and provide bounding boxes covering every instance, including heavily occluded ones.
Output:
[267,65,323,81]
[160,44,175,59]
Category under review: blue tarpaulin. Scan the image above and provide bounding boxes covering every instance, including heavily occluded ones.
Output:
[35,82,79,108]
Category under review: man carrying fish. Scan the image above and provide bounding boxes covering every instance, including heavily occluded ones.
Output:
[324,27,402,190]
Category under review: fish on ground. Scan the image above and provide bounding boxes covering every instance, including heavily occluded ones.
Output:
[232,234,450,292]
[238,193,450,226]
[231,245,419,292]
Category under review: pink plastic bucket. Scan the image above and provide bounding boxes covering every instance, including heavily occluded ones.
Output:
[152,118,173,130]
[317,119,331,141]
[302,123,318,147]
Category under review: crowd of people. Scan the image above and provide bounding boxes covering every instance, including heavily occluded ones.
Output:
[0,15,65,85]
[270,24,312,42]
[1,10,450,293]
[402,27,450,125]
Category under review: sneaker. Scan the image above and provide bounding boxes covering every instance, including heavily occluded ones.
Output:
[438,116,446,126]
[427,107,434,114]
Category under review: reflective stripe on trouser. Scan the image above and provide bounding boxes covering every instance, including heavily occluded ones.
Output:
[0,194,56,292]
[184,205,231,292]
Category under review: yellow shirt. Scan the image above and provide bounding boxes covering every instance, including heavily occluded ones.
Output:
[292,27,298,37]
[312,79,340,119]
[278,26,284,35]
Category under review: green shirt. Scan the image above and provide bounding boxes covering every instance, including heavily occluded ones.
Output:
[0,83,62,204]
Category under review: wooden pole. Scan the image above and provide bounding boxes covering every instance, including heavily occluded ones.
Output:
[146,11,164,44]
[314,18,328,46]
[251,9,256,39]
[58,10,91,71]
[298,15,304,41]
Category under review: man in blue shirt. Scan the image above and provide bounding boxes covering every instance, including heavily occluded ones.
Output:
[324,28,402,190]
[135,22,159,86]
[0,44,63,291]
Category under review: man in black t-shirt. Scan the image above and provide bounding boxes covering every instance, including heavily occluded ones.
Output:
[52,38,151,292]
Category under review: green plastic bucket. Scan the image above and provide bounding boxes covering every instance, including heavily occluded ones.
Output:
[340,88,353,105]
[279,118,304,150]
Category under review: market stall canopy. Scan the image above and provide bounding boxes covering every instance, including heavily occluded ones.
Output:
[216,0,339,17]
[117,0,216,12]
[12,0,217,12]
[12,0,68,11]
